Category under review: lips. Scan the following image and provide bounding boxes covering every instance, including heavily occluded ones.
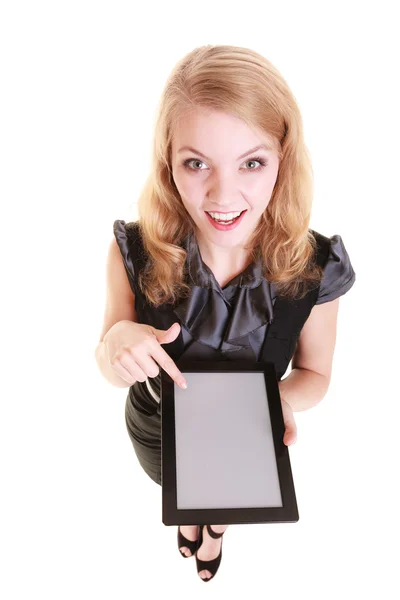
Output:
[205,209,247,231]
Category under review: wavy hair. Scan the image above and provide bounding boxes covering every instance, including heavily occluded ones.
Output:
[132,44,323,307]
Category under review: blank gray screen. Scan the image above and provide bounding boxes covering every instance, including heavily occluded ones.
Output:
[173,371,283,509]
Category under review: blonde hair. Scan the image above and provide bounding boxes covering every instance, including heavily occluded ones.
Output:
[133,44,323,307]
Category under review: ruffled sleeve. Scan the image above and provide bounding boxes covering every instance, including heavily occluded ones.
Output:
[113,219,137,295]
[315,234,356,304]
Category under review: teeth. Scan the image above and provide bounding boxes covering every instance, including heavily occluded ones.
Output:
[207,211,242,221]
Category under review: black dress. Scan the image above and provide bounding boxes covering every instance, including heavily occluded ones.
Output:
[113,220,356,486]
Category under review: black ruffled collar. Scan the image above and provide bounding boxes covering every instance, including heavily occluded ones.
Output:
[172,231,276,352]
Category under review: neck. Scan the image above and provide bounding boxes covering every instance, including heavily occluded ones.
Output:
[194,231,254,279]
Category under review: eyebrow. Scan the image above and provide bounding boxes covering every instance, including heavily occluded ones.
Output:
[177,143,272,161]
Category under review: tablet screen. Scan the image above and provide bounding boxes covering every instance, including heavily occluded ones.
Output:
[174,371,282,509]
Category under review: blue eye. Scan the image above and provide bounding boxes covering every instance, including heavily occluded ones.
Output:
[183,156,268,172]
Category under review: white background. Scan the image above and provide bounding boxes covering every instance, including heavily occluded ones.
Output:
[1,0,399,597]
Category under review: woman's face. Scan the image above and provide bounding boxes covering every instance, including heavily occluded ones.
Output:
[171,107,280,250]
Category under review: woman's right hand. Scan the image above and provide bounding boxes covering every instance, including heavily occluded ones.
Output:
[103,320,187,389]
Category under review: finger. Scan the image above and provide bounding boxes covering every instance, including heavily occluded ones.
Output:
[281,413,296,445]
[284,430,297,446]
[284,421,297,445]
[118,351,154,383]
[156,322,180,343]
[111,355,144,384]
[124,350,162,381]
[107,344,140,384]
[280,399,296,443]
[149,342,187,389]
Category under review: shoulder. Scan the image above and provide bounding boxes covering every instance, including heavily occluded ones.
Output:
[112,219,147,286]
[309,228,356,304]
[113,219,146,257]
[113,219,141,244]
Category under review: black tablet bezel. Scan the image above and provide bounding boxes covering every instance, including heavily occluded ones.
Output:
[161,360,299,526]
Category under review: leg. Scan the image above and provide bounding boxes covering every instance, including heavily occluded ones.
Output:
[197,525,229,580]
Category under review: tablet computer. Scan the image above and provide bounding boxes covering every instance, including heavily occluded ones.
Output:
[161,360,299,526]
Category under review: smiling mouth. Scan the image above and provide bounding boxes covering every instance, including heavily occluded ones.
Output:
[205,209,247,222]
[205,209,247,226]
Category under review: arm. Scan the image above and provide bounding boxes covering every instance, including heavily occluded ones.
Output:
[94,237,138,388]
[278,297,339,413]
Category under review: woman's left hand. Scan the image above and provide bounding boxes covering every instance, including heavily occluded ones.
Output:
[280,397,297,446]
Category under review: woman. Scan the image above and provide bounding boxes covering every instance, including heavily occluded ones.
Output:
[96,44,356,582]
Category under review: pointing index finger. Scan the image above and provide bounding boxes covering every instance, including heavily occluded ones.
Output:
[153,344,187,389]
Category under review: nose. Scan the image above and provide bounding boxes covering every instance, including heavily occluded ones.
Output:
[207,177,242,210]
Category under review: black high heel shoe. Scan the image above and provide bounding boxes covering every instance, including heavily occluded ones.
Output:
[195,525,225,582]
[177,525,200,558]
